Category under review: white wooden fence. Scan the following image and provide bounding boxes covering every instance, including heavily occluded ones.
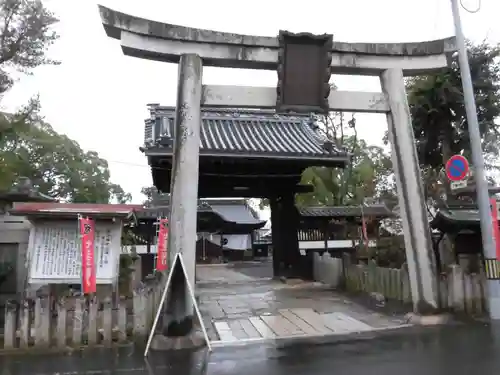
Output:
[313,253,487,316]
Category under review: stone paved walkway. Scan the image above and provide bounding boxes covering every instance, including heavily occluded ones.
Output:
[195,261,410,344]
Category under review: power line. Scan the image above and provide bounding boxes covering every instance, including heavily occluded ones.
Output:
[106,159,157,169]
[2,131,163,170]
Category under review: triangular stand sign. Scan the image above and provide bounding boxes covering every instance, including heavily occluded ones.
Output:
[144,252,212,357]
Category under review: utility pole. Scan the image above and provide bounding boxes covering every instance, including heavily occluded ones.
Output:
[449,0,500,319]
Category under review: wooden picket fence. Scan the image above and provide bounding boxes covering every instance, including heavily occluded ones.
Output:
[344,259,412,303]
[0,283,163,351]
[313,252,487,316]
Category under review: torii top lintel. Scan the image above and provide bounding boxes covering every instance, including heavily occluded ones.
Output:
[98,5,457,76]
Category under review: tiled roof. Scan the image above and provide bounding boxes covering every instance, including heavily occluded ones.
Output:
[299,204,393,218]
[148,196,248,208]
[203,198,261,221]
[0,178,55,202]
[0,191,54,203]
[452,184,500,196]
[203,198,248,206]
[209,204,262,224]
[430,209,483,233]
[432,209,481,225]
[143,107,348,164]
[431,199,500,231]
[133,201,213,220]
[10,203,143,219]
[133,200,267,226]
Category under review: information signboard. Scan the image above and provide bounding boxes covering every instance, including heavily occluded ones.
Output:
[27,220,121,284]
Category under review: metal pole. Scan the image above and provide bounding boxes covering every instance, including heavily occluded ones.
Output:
[450,0,500,319]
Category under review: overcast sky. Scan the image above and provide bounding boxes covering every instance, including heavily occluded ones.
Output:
[2,0,498,206]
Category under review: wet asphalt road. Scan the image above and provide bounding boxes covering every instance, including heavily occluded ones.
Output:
[1,323,500,375]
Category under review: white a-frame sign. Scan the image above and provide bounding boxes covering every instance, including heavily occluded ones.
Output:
[144,252,212,357]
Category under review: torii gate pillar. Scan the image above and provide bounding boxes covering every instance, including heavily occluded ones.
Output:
[381,68,437,313]
[163,54,203,339]
[98,5,458,343]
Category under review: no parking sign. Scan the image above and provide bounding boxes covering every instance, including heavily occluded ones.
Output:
[445,155,469,181]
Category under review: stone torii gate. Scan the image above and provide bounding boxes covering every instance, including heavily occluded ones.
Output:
[98,5,457,344]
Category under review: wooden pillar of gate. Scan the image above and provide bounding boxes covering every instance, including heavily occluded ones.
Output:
[270,196,284,278]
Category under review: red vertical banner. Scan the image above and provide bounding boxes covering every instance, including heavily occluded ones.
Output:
[156,219,169,271]
[490,198,500,260]
[79,217,96,294]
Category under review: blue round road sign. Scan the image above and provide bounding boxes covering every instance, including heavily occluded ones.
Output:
[446,155,469,181]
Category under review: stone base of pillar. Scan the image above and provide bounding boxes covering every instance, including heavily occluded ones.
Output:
[149,329,206,351]
[414,301,440,315]
[404,312,454,326]
[282,267,302,280]
[163,316,194,337]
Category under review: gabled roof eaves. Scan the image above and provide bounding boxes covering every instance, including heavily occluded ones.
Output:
[299,204,393,218]
[131,202,267,228]
[210,204,264,225]
[10,203,142,219]
[143,107,349,163]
